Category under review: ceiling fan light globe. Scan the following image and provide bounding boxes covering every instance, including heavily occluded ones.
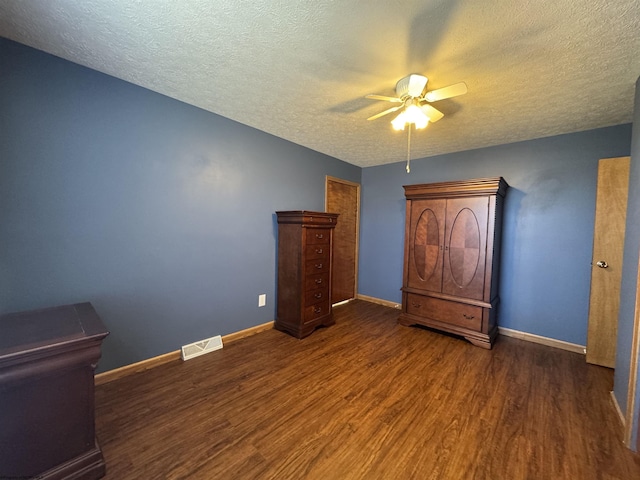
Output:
[405,104,429,128]
[391,112,406,130]
[415,117,429,129]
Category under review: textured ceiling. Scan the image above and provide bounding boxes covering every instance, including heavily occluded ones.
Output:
[1,0,639,167]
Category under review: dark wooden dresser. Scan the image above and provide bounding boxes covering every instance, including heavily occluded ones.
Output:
[276,211,339,338]
[399,178,508,348]
[0,302,109,480]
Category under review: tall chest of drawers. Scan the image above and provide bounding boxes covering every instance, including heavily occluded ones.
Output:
[276,211,339,338]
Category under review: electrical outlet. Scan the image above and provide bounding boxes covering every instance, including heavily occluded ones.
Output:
[258,294,266,307]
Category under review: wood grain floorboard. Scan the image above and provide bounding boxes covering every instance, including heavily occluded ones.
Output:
[95,300,640,479]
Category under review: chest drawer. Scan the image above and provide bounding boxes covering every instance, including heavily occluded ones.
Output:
[305,272,328,291]
[305,228,331,245]
[306,244,330,260]
[305,257,330,274]
[406,293,482,331]
[304,300,330,324]
[304,286,329,306]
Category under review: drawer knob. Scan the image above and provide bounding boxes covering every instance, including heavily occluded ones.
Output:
[315,278,323,284]
[411,302,421,308]
[314,292,323,299]
[314,306,322,314]
[316,233,324,239]
[315,248,323,254]
[315,263,323,269]
[463,314,475,320]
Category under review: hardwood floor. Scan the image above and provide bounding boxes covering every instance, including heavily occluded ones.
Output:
[95,300,640,479]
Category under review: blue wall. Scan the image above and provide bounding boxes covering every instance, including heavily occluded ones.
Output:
[614,76,640,449]
[2,34,638,401]
[0,38,360,372]
[359,125,632,346]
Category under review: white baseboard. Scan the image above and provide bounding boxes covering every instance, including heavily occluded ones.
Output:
[498,326,586,354]
[357,295,587,355]
[356,294,401,309]
[96,320,274,385]
[610,390,626,427]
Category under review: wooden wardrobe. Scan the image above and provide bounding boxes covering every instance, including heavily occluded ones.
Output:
[398,177,508,348]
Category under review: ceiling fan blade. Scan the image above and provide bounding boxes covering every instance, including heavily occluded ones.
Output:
[367,105,403,121]
[407,74,428,97]
[365,94,402,103]
[424,82,468,102]
[396,74,429,98]
[420,104,444,123]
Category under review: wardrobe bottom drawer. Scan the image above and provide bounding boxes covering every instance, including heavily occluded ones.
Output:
[405,293,482,331]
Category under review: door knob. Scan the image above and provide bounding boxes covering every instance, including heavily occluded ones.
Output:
[596,261,608,268]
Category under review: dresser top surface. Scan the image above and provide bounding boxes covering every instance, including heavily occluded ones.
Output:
[276,210,339,225]
[0,302,109,360]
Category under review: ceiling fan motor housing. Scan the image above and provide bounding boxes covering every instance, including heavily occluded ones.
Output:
[395,74,428,99]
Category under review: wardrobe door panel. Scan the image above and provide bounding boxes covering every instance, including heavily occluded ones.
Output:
[407,199,445,292]
[442,197,488,300]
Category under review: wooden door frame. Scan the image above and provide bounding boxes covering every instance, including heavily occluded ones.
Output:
[624,247,640,448]
[325,176,360,301]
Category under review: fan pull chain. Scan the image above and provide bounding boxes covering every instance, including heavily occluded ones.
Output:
[406,124,412,173]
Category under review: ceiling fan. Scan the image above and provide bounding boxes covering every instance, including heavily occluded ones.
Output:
[366,74,467,129]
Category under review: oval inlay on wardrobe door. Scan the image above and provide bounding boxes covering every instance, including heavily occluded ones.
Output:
[448,208,480,287]
[413,209,440,281]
